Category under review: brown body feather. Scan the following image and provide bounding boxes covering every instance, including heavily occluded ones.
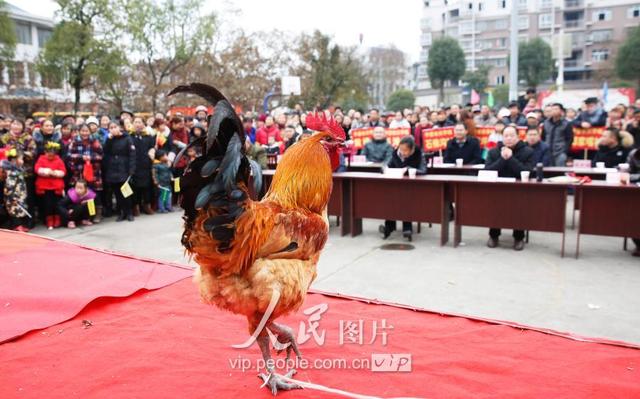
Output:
[187,133,332,333]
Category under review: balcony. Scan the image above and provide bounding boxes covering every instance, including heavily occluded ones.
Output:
[565,0,583,9]
[564,19,584,29]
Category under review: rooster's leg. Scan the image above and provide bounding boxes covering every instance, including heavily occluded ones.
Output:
[257,334,302,395]
[269,322,302,361]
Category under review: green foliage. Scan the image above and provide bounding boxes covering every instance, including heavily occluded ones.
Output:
[0,0,16,63]
[615,26,640,91]
[427,36,466,102]
[386,89,415,112]
[516,38,553,89]
[292,31,369,110]
[462,65,490,94]
[492,85,510,108]
[36,0,122,112]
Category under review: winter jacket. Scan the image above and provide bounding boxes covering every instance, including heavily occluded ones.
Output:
[388,147,427,174]
[0,132,37,176]
[34,154,66,195]
[474,114,498,127]
[33,130,62,158]
[592,145,629,168]
[152,160,173,187]
[502,114,528,127]
[170,127,189,169]
[542,117,573,157]
[362,139,394,164]
[528,141,552,167]
[131,132,155,188]
[443,136,484,165]
[573,108,607,128]
[103,134,136,184]
[66,136,104,190]
[485,141,536,178]
[255,125,282,145]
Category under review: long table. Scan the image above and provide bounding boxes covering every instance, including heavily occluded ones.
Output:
[254,169,639,256]
[575,182,640,258]
[453,180,568,256]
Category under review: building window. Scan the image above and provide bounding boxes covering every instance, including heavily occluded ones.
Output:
[538,13,552,28]
[479,2,483,11]
[518,0,527,8]
[628,6,640,18]
[37,28,52,48]
[496,75,505,85]
[501,0,506,9]
[538,0,552,8]
[592,9,612,22]
[460,21,474,34]
[495,19,508,29]
[518,15,529,29]
[590,29,612,43]
[450,9,460,18]
[592,49,609,62]
[15,22,32,45]
[469,2,473,9]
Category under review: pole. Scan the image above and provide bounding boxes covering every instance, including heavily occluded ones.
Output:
[556,1,565,93]
[471,0,476,71]
[508,0,519,101]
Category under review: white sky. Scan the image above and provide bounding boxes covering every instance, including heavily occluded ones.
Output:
[9,0,422,62]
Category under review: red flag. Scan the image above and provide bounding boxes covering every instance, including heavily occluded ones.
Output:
[471,89,480,105]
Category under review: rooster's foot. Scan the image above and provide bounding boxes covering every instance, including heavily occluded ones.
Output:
[270,322,302,361]
[258,369,301,396]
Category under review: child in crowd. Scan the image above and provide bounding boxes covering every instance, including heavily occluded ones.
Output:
[152,150,173,213]
[58,180,96,228]
[1,149,30,231]
[34,142,66,229]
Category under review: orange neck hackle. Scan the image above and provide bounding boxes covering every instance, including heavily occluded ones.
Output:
[263,133,333,214]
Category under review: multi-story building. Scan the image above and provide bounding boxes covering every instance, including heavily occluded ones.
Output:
[365,46,408,110]
[416,0,640,106]
[0,3,94,116]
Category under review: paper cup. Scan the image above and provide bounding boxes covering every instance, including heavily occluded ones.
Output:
[456,158,464,167]
[596,162,605,169]
[408,168,417,179]
[520,171,530,182]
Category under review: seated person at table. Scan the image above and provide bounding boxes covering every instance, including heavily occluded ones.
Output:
[591,127,634,168]
[485,126,536,251]
[526,128,552,166]
[362,126,393,164]
[379,136,427,242]
[443,123,483,165]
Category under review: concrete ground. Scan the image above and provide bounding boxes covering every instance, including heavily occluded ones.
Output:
[33,200,640,345]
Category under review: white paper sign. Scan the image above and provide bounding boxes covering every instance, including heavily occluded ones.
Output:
[478,170,499,182]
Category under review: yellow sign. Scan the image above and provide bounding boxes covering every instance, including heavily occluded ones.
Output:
[87,199,96,216]
[120,179,133,198]
[173,177,180,193]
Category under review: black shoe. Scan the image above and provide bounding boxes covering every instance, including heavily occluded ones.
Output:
[116,213,125,222]
[127,213,134,222]
[487,237,499,248]
[513,240,524,251]
[378,225,391,239]
[402,231,412,241]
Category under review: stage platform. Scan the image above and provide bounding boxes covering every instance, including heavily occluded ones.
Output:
[0,230,638,398]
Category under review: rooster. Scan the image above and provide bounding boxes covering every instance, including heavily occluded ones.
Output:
[168,83,345,395]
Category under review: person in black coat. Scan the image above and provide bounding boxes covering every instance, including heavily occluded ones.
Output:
[103,121,136,222]
[131,117,155,215]
[443,123,484,165]
[485,126,536,251]
[592,127,632,168]
[380,136,427,242]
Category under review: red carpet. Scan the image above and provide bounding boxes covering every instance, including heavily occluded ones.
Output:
[1,232,639,398]
[0,230,192,343]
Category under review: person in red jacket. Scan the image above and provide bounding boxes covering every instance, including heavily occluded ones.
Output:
[255,116,282,146]
[34,142,66,229]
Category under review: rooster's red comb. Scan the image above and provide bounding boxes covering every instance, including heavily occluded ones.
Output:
[305,111,346,140]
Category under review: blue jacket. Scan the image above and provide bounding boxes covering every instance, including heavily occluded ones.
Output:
[529,141,552,166]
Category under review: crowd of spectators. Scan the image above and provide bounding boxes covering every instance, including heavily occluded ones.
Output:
[1,92,639,253]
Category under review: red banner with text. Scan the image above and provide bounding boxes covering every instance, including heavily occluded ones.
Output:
[350,127,411,150]
[571,127,604,151]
